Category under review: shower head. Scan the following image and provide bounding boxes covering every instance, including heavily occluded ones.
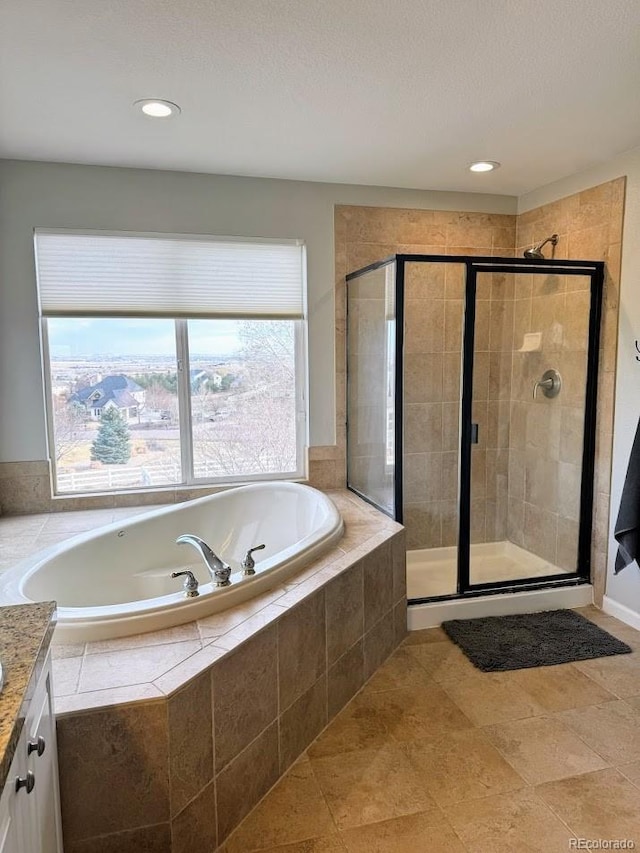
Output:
[524,233,559,259]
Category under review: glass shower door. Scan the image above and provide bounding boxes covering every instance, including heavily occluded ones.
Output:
[402,260,466,598]
[467,269,593,589]
[346,261,397,517]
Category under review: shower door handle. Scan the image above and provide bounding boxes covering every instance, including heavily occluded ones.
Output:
[471,423,479,445]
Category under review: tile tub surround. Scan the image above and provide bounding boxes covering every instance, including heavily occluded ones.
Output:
[0,490,407,852]
[0,601,56,788]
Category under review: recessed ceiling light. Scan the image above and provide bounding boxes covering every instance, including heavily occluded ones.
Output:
[469,161,500,173]
[134,99,181,118]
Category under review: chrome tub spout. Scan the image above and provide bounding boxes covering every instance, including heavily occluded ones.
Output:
[175,534,232,587]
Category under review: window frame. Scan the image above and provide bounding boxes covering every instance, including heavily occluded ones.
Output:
[41,315,307,497]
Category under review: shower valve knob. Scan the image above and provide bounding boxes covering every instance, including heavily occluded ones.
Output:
[533,369,562,400]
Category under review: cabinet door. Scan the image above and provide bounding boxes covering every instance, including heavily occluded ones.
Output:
[25,662,63,853]
[0,729,32,853]
[0,781,19,853]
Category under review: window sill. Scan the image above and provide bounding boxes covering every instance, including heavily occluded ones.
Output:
[49,476,309,511]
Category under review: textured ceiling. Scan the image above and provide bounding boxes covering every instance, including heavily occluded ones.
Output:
[1,0,640,195]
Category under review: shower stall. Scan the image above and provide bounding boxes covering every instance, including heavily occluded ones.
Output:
[346,254,604,622]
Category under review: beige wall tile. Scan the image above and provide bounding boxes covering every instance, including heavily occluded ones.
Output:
[171,780,217,853]
[363,609,396,680]
[404,298,444,353]
[57,701,170,841]
[403,501,442,550]
[403,452,442,503]
[391,530,406,603]
[279,674,328,772]
[328,639,365,720]
[216,722,280,843]
[404,261,446,299]
[404,403,443,454]
[213,625,278,771]
[363,542,394,631]
[325,563,364,665]
[278,590,326,709]
[168,671,214,818]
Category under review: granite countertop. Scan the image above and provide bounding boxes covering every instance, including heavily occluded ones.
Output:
[0,602,56,789]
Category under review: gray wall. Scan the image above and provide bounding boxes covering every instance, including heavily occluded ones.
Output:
[0,160,515,463]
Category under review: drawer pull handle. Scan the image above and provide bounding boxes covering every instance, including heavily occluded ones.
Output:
[15,772,35,794]
[27,736,46,757]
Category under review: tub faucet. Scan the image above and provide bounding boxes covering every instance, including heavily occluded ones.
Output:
[175,534,232,587]
[171,570,200,598]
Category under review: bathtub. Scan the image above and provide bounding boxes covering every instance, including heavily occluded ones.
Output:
[0,483,344,642]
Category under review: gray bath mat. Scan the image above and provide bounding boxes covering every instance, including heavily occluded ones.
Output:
[442,609,632,672]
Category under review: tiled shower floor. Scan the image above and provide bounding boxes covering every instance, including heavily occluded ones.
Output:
[219,607,640,852]
[407,540,570,599]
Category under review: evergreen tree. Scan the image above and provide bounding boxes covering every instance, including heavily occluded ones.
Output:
[91,408,131,464]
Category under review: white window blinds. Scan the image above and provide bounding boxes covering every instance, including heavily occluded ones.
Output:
[34,230,305,319]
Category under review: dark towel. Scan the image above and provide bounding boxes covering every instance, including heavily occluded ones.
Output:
[614,415,640,573]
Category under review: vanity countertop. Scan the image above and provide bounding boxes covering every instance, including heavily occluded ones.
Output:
[0,602,56,788]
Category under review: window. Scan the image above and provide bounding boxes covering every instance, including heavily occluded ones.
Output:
[35,230,306,495]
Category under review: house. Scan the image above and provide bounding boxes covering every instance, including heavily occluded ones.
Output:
[69,374,145,422]
[190,369,223,391]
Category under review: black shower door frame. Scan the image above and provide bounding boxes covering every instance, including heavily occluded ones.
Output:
[346,253,605,602]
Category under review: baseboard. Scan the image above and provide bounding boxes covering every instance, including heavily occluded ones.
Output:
[602,595,640,631]
[408,584,593,630]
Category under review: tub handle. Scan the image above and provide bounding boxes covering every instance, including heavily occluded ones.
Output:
[171,570,200,598]
[241,544,266,576]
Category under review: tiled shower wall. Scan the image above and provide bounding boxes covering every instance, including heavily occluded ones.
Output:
[506,271,591,571]
[515,178,625,603]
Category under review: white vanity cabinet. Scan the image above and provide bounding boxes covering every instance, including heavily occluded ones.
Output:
[0,653,63,853]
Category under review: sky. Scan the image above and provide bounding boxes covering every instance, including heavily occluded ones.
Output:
[48,318,242,358]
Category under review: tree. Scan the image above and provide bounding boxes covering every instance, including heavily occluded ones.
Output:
[91,408,131,464]
[191,322,297,476]
[54,399,89,463]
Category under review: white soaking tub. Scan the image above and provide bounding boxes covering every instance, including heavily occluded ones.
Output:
[0,483,343,642]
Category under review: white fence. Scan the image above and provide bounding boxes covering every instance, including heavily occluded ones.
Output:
[57,460,225,492]
[56,456,293,493]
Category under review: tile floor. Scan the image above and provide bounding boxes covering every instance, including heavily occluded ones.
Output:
[219,606,640,852]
